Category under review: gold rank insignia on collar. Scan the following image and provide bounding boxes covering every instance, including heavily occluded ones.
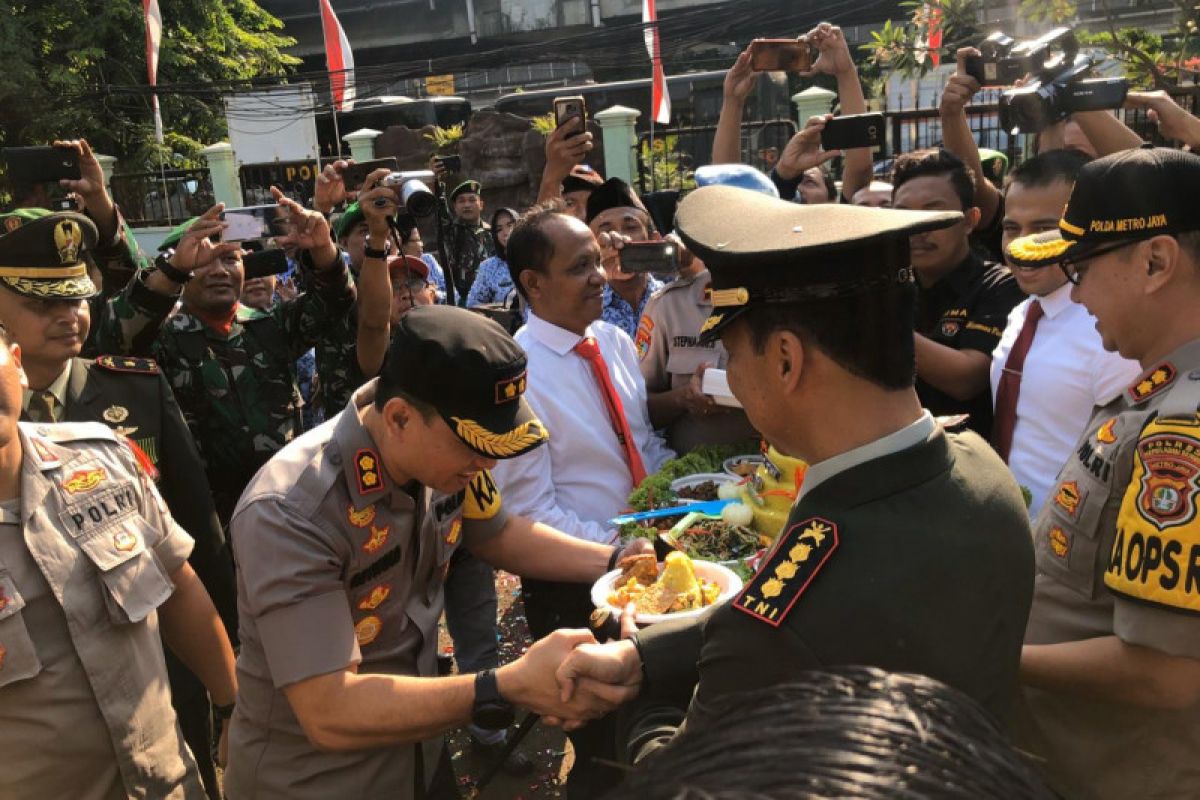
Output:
[355,448,385,496]
[733,516,839,627]
[95,355,161,375]
[1128,362,1176,404]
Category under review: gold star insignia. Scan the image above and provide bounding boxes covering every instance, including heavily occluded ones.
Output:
[1137,379,1154,396]
[789,543,813,562]
[775,561,798,580]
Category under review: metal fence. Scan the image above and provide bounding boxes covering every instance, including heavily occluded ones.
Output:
[636,118,797,194]
[110,169,213,227]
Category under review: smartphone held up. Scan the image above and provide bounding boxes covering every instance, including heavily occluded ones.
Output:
[749,38,814,73]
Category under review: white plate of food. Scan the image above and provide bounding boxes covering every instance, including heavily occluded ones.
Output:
[591,552,744,625]
[669,473,737,502]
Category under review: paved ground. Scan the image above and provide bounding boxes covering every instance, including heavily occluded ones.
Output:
[441,570,571,799]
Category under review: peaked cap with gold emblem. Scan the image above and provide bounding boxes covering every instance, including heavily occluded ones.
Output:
[674,185,963,342]
[381,304,548,459]
[0,209,98,299]
[1007,146,1200,269]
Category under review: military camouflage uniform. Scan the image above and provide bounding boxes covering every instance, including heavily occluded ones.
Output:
[305,294,363,420]
[115,251,355,522]
[445,221,493,304]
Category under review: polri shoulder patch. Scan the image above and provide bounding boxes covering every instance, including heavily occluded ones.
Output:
[1128,362,1176,404]
[95,355,161,375]
[732,516,839,627]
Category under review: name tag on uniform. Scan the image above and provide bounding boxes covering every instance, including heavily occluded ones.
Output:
[59,482,138,538]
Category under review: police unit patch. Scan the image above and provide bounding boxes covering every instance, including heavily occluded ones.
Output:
[355,449,384,495]
[1054,480,1082,519]
[347,503,377,529]
[358,584,391,611]
[464,470,502,521]
[1128,363,1176,404]
[939,320,962,338]
[1106,417,1200,615]
[1049,526,1070,559]
[355,615,382,646]
[62,467,107,495]
[733,517,839,627]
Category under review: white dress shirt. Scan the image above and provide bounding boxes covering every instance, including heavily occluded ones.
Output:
[492,313,675,543]
[990,283,1141,518]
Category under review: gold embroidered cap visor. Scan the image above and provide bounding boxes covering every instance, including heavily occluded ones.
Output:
[0,211,98,299]
[675,185,963,343]
[382,304,549,460]
[1007,146,1200,269]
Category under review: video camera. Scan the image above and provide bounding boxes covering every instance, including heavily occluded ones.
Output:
[999,51,1128,134]
[964,27,1078,87]
[378,170,437,217]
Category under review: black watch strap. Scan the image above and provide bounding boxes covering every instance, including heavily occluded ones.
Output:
[363,240,391,260]
[472,668,514,730]
[154,250,193,284]
[213,701,235,721]
[607,545,622,573]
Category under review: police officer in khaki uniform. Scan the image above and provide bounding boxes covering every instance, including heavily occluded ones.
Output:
[0,208,236,799]
[226,304,650,800]
[1006,147,1200,800]
[638,166,768,453]
[0,216,237,799]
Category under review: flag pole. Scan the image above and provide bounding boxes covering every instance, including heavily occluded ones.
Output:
[155,98,173,226]
[331,71,343,160]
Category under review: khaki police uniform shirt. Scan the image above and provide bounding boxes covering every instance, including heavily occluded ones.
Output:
[1019,337,1200,800]
[636,270,757,454]
[226,381,510,800]
[0,422,202,800]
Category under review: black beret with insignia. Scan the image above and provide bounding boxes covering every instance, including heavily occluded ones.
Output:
[1007,146,1200,269]
[381,305,548,460]
[449,180,482,203]
[0,210,98,299]
[673,186,962,342]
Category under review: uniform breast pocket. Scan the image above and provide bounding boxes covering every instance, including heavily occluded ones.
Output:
[76,519,175,625]
[1037,469,1110,599]
[0,571,42,687]
[666,347,716,380]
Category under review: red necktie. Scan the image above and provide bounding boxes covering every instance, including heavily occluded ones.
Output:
[992,300,1044,463]
[574,337,648,486]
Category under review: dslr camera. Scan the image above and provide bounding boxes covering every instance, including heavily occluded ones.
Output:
[964,27,1078,86]
[998,49,1128,134]
[377,170,437,217]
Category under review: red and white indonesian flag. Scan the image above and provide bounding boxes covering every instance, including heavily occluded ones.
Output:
[143,0,164,143]
[642,0,671,124]
[319,0,356,112]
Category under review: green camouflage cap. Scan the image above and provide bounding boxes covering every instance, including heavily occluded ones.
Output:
[0,207,53,234]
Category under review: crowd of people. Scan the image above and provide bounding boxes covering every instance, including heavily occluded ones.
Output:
[1,19,1199,800]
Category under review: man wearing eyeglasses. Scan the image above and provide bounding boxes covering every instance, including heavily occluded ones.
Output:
[1006,146,1200,800]
[388,255,437,323]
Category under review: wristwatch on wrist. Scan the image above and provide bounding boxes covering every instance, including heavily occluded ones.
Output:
[363,239,391,260]
[154,250,193,284]
[472,668,515,731]
[213,701,235,721]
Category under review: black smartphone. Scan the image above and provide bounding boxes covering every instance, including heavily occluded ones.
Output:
[2,146,82,183]
[619,241,679,274]
[242,246,290,280]
[434,155,462,173]
[749,38,814,73]
[554,96,588,137]
[820,113,886,151]
[342,158,399,191]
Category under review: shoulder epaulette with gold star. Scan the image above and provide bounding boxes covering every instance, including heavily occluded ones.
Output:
[732,516,839,627]
[94,355,161,375]
[1128,362,1176,404]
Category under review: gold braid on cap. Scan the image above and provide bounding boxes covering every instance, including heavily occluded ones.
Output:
[451,416,548,457]
[1009,236,1073,263]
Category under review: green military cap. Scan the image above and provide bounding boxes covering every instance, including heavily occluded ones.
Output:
[381,305,548,459]
[0,211,98,299]
[0,207,53,234]
[673,185,962,342]
[332,201,366,241]
[978,148,1009,183]
[158,217,199,252]
[449,180,482,203]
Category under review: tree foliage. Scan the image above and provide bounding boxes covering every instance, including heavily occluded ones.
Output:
[863,0,1200,90]
[0,1,298,169]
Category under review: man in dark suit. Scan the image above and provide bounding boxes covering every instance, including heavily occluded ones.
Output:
[0,208,235,800]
